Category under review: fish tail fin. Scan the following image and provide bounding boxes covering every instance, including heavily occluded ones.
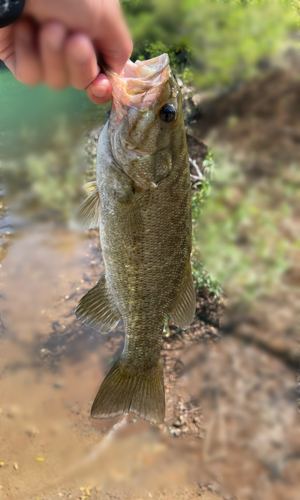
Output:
[91,358,165,424]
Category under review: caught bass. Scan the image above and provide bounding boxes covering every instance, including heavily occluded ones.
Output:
[76,54,195,424]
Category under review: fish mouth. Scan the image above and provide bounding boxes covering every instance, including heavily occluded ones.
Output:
[105,54,171,119]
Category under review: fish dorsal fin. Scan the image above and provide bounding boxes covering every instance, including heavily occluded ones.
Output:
[75,275,121,333]
[170,261,196,329]
[77,182,101,229]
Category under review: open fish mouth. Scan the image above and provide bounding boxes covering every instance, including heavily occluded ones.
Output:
[105,54,172,119]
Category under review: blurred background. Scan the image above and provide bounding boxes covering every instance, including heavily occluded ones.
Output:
[0,1,299,499]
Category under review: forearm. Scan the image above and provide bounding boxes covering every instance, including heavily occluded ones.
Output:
[0,0,25,28]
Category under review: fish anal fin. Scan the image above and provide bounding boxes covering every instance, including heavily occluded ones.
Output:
[170,261,196,329]
[91,359,165,424]
[77,182,100,229]
[75,275,121,333]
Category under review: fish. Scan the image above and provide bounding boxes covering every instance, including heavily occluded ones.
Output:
[75,53,195,424]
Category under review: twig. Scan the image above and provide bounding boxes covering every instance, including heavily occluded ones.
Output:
[189,157,203,179]
[190,174,203,183]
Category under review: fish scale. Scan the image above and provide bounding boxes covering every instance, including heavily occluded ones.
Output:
[75,54,195,424]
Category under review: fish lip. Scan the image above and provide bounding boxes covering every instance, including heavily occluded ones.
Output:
[104,54,170,84]
[105,54,171,106]
[106,53,173,122]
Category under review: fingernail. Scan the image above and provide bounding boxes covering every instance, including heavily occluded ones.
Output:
[91,86,107,98]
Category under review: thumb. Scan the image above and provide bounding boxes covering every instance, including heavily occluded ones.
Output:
[94,5,133,74]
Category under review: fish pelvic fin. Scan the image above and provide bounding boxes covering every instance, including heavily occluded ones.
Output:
[75,275,121,333]
[76,181,101,229]
[170,260,196,329]
[91,359,165,424]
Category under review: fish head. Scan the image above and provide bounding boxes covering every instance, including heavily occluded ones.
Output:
[106,54,185,190]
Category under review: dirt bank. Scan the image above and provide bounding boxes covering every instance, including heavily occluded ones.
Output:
[0,59,299,500]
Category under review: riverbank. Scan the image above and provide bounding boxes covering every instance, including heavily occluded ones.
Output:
[74,60,300,497]
[0,51,299,500]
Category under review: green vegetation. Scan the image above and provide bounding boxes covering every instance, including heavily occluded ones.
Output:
[2,119,86,222]
[192,150,297,302]
[122,0,300,300]
[2,0,299,302]
[191,153,222,297]
[123,0,300,87]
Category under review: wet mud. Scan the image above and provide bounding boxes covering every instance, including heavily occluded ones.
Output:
[1,61,300,498]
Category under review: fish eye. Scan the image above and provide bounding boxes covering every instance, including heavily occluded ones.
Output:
[159,104,176,123]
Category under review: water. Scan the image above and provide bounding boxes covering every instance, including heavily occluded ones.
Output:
[0,69,109,157]
[0,70,197,499]
[0,68,298,500]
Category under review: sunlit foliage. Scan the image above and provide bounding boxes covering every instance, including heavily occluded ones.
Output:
[122,0,300,87]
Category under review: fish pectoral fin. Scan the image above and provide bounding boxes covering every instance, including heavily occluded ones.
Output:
[83,181,98,194]
[91,359,165,424]
[122,199,144,243]
[75,275,121,333]
[76,182,101,229]
[170,261,196,329]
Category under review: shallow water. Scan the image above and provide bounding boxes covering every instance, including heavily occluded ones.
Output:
[0,73,201,500]
[0,69,299,500]
[0,223,192,499]
[0,219,199,500]
[0,69,109,157]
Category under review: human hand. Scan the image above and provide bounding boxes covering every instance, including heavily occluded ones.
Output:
[0,0,132,103]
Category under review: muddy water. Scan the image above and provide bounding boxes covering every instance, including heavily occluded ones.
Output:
[0,226,184,499]
[1,73,299,500]
[0,74,204,498]
[1,192,299,500]
[0,196,202,499]
[1,212,299,500]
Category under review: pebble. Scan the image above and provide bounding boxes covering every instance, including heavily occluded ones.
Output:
[26,426,39,437]
[207,483,220,493]
[53,381,65,389]
[169,427,181,437]
[7,406,21,418]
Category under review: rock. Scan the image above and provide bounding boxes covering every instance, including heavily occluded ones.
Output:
[7,406,21,418]
[53,380,65,389]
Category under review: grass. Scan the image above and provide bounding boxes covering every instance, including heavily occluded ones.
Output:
[122,0,300,87]
[3,0,300,301]
[192,148,297,303]
[191,153,222,297]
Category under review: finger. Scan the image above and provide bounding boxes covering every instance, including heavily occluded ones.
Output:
[86,73,112,104]
[39,22,68,89]
[94,0,133,73]
[65,33,99,90]
[0,26,16,74]
[14,19,42,85]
